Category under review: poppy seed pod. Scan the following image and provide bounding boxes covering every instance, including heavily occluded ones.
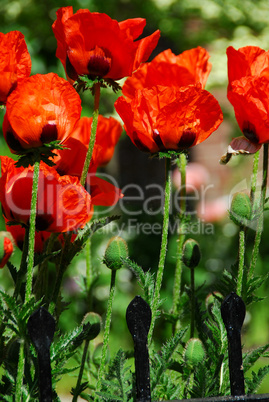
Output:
[230,192,251,227]
[0,232,14,268]
[182,238,201,269]
[184,338,205,368]
[103,236,128,271]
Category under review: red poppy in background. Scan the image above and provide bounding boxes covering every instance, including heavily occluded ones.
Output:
[3,73,81,154]
[54,116,122,176]
[5,221,50,254]
[115,84,223,153]
[0,156,92,233]
[227,46,269,90]
[227,75,269,144]
[86,175,123,207]
[52,6,160,82]
[123,47,212,100]
[0,232,14,268]
[0,31,31,105]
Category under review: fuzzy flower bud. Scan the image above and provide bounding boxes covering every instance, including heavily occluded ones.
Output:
[82,312,102,341]
[182,238,201,268]
[184,338,205,368]
[0,232,14,268]
[230,192,251,227]
[103,236,128,271]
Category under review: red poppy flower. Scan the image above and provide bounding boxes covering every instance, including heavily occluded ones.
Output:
[227,75,269,144]
[123,47,211,100]
[0,31,31,105]
[86,175,123,207]
[5,221,50,254]
[54,116,122,176]
[0,232,14,268]
[227,46,269,90]
[3,73,81,154]
[115,84,223,153]
[52,6,160,82]
[0,156,92,233]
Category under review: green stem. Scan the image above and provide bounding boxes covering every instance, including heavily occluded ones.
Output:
[72,339,90,402]
[148,158,172,345]
[13,226,30,299]
[34,233,58,302]
[190,266,195,338]
[15,341,25,402]
[86,237,94,310]
[173,153,187,315]
[248,144,268,280]
[86,237,92,291]
[49,232,72,314]
[25,160,40,303]
[236,228,246,297]
[80,83,101,187]
[96,270,116,394]
[250,150,260,205]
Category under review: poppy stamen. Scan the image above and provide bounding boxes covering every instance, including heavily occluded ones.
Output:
[40,122,58,144]
[243,122,259,144]
[177,129,196,149]
[87,46,111,78]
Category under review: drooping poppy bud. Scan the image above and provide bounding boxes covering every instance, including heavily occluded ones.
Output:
[184,338,206,368]
[182,238,201,269]
[103,236,128,270]
[0,232,14,268]
[230,192,252,227]
[82,312,102,341]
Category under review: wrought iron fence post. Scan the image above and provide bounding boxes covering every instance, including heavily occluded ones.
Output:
[221,292,246,396]
[27,306,55,402]
[126,295,152,402]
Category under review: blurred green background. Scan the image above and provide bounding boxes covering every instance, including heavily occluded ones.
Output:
[1,0,269,396]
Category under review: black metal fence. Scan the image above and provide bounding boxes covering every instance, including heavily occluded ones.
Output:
[27,292,269,402]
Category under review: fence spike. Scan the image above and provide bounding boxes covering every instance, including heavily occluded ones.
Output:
[221,292,246,396]
[27,306,55,402]
[126,295,152,402]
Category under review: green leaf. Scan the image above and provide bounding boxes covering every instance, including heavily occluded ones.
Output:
[122,257,155,307]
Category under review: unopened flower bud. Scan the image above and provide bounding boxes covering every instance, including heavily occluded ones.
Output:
[0,232,14,268]
[230,192,251,227]
[82,312,102,341]
[205,292,222,314]
[184,338,205,368]
[182,239,201,268]
[103,236,128,271]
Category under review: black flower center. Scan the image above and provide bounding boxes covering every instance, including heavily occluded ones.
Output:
[177,129,196,149]
[243,121,259,144]
[40,123,58,144]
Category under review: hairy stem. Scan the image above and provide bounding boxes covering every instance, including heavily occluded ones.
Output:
[148,158,172,345]
[72,339,90,402]
[80,83,101,187]
[250,150,260,205]
[248,144,268,280]
[15,341,25,402]
[96,270,116,394]
[190,266,195,338]
[173,153,187,315]
[13,226,30,299]
[236,228,246,297]
[25,160,40,303]
[49,232,72,314]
